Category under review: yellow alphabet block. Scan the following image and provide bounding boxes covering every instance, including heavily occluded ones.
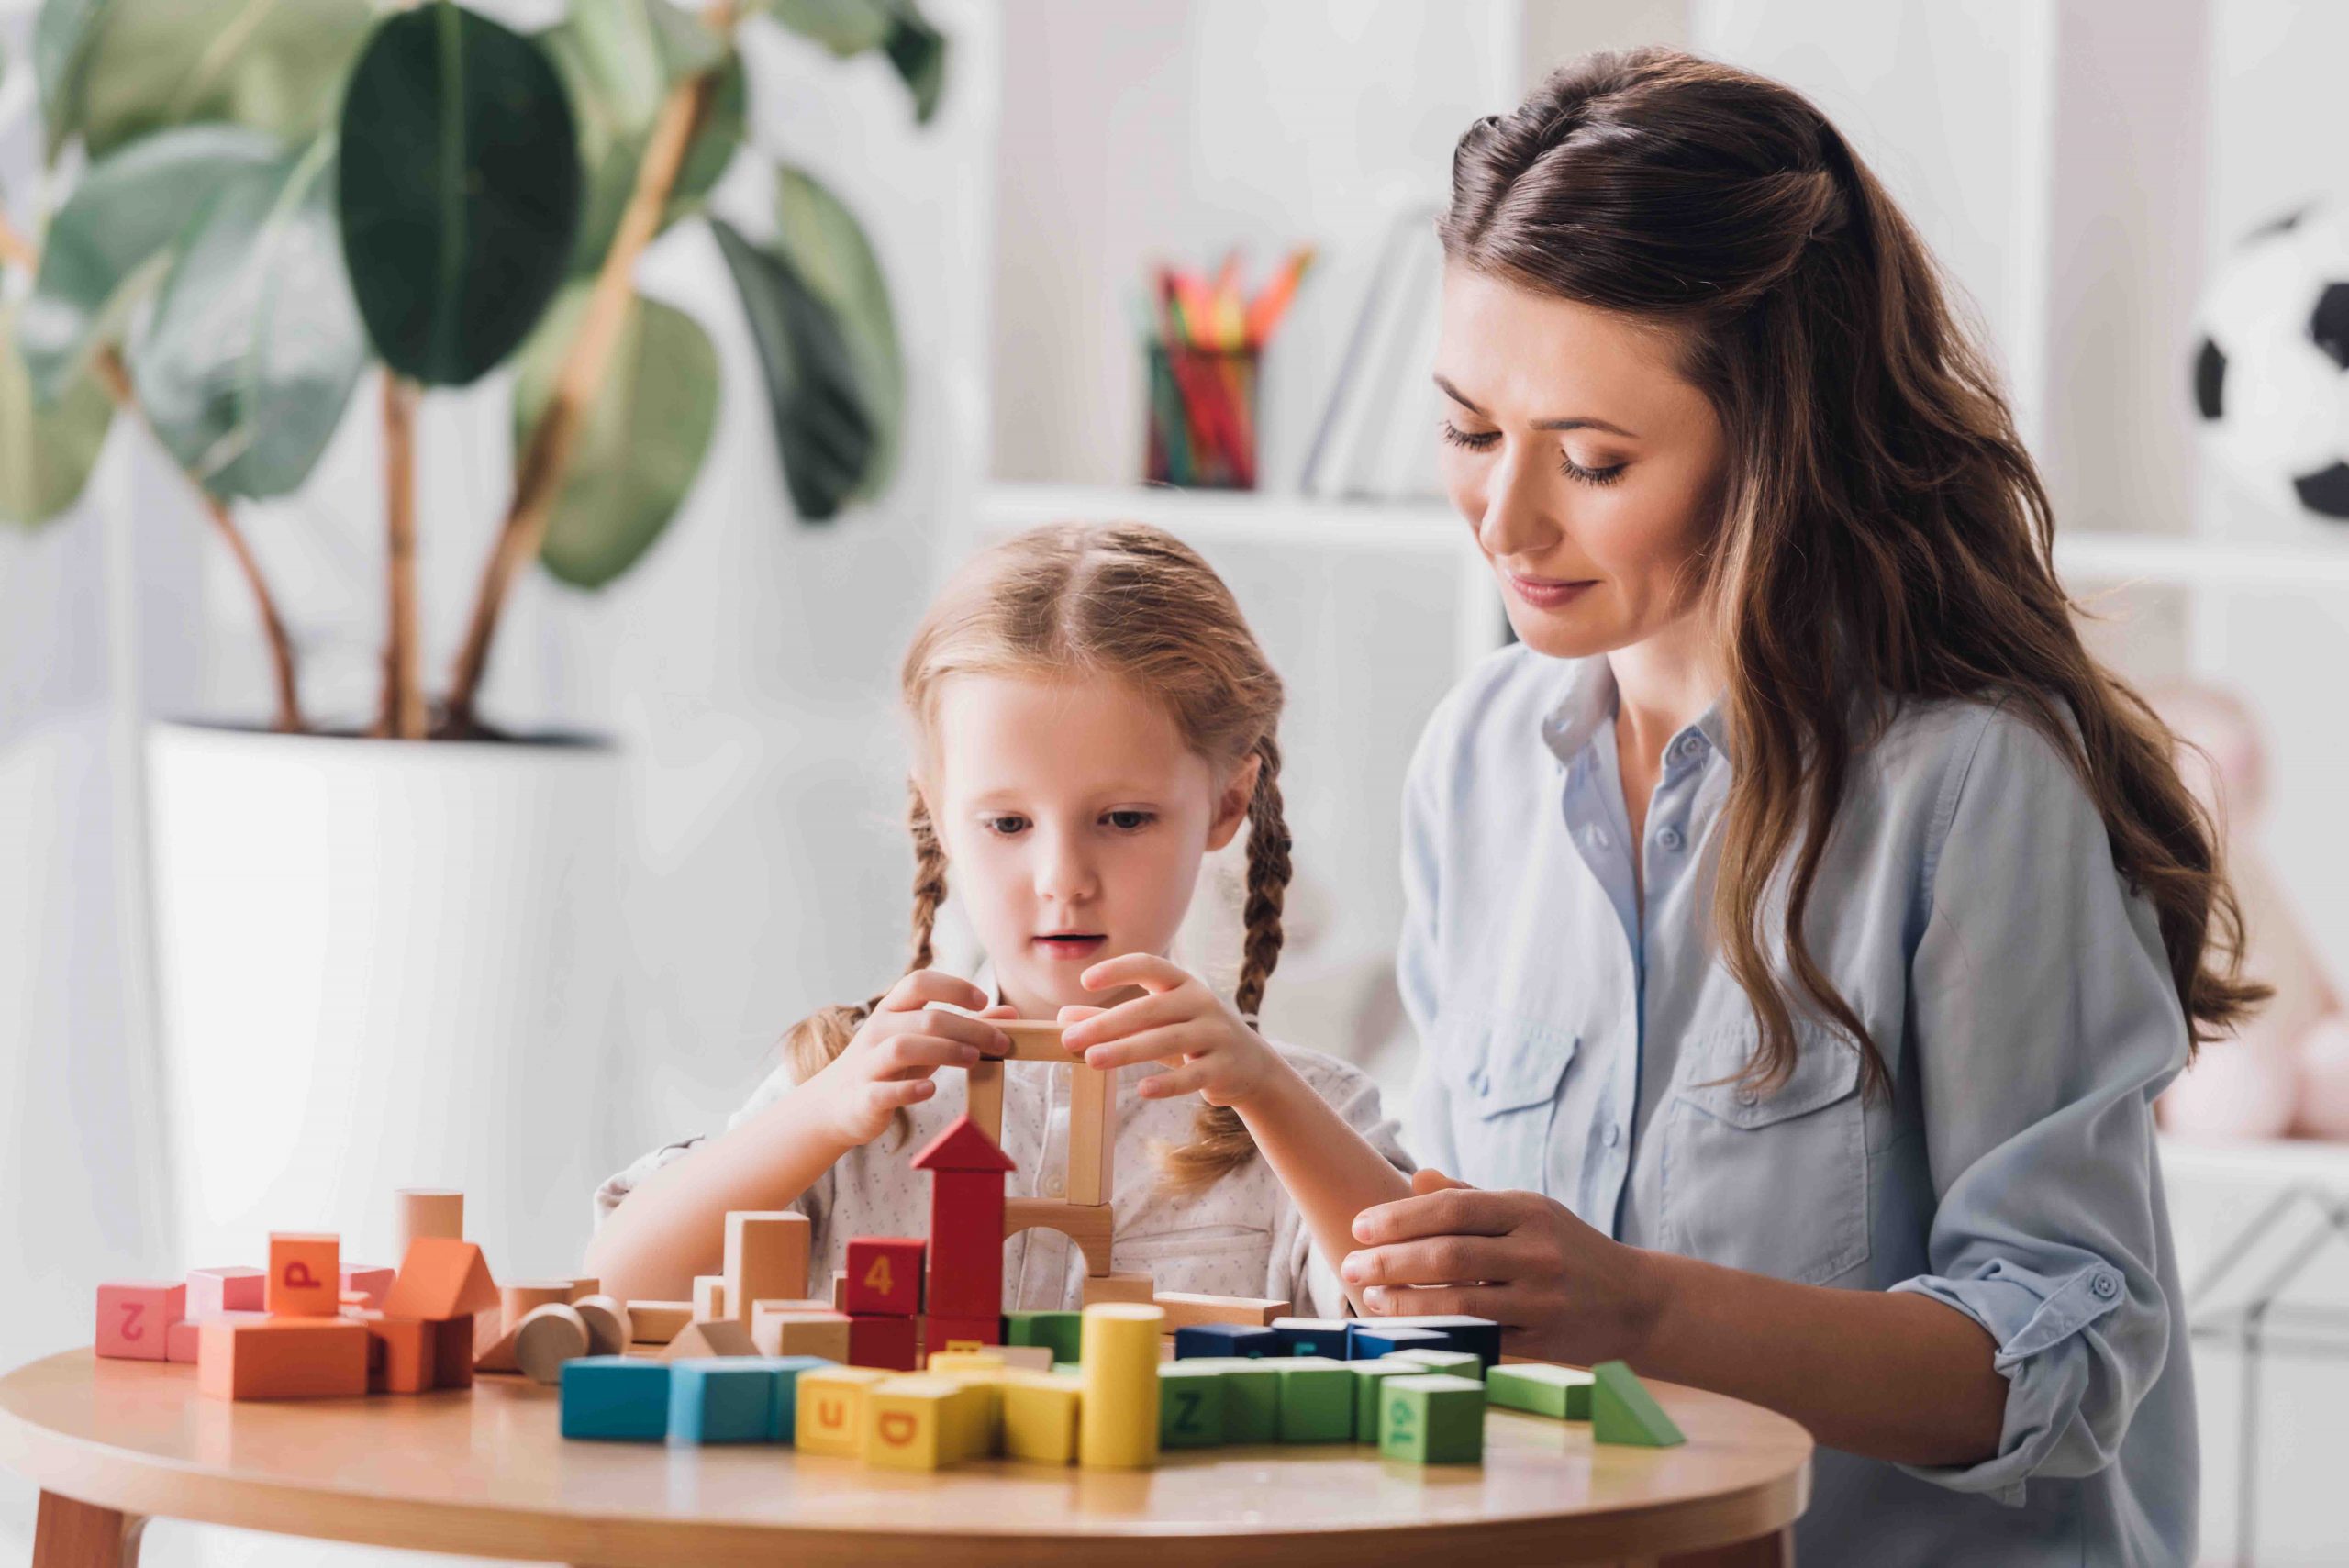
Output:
[1000,1371,1083,1464]
[796,1365,889,1458]
[864,1375,959,1470]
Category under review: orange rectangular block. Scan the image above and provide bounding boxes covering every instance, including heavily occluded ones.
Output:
[384,1237,498,1322]
[356,1314,433,1394]
[266,1234,340,1317]
[198,1318,368,1399]
[170,1310,268,1364]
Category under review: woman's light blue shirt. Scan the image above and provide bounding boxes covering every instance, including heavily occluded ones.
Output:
[1401,646,2196,1568]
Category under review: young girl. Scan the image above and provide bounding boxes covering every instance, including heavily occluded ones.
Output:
[584,523,1417,1316]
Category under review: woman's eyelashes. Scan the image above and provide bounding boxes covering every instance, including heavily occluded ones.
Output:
[1440,420,1628,486]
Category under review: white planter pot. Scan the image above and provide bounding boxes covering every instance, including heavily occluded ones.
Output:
[145,722,621,1284]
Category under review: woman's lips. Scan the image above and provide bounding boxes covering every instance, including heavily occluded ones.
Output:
[1506,571,1596,610]
[1032,934,1107,962]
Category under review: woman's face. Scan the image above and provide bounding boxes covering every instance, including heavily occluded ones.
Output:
[1433,264,1729,661]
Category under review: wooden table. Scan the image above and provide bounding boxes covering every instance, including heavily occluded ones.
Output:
[0,1350,1809,1567]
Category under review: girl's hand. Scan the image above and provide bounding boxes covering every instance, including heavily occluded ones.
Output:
[810,971,1009,1147]
[1057,953,1284,1106]
[1341,1171,1664,1365]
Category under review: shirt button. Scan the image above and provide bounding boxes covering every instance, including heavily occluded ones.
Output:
[1656,826,1685,851]
[1675,735,1704,762]
[2091,1271,2119,1299]
[1587,827,1611,851]
[1602,1123,1622,1148]
[1734,1087,1759,1107]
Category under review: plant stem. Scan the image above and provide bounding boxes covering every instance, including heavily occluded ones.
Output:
[376,373,426,740]
[439,28,729,737]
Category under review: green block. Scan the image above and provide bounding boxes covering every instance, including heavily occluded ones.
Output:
[1275,1355,1353,1442]
[1347,1358,1423,1438]
[1390,1347,1483,1381]
[1379,1373,1486,1464]
[1157,1362,1225,1447]
[1182,1357,1280,1442]
[1008,1310,1084,1364]
[1487,1362,1593,1420]
[1591,1361,1685,1447]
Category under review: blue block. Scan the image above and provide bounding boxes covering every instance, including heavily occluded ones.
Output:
[1174,1324,1281,1361]
[760,1355,836,1443]
[1344,1324,1453,1362]
[561,1356,670,1441]
[1371,1315,1504,1371]
[1269,1316,1351,1359]
[669,1358,777,1444]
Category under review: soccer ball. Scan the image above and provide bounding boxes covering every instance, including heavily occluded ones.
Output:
[2191,206,2349,520]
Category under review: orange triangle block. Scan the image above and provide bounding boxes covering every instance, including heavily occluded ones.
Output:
[384,1237,498,1322]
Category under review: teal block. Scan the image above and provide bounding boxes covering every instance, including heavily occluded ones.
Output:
[561,1356,670,1441]
[1591,1360,1685,1447]
[1275,1355,1353,1442]
[1347,1358,1422,1438]
[1379,1373,1485,1464]
[1487,1362,1592,1420]
[1390,1347,1483,1381]
[668,1358,775,1443]
[759,1355,837,1443]
[1008,1310,1084,1364]
[1184,1357,1279,1441]
[1158,1362,1225,1447]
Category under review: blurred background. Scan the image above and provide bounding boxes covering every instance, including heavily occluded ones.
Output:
[4,1,2347,1562]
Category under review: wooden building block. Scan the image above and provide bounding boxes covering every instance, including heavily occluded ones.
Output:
[572,1296,632,1356]
[384,1237,496,1322]
[497,1282,575,1340]
[848,1314,918,1371]
[913,1117,1013,1318]
[432,1315,476,1389]
[1006,1310,1084,1363]
[564,1277,600,1302]
[863,1375,959,1469]
[95,1282,184,1361]
[265,1234,340,1318]
[662,1318,757,1362]
[831,1271,847,1310]
[669,1358,777,1444]
[1174,1323,1279,1361]
[1487,1362,1594,1420]
[516,1304,592,1385]
[395,1189,463,1261]
[723,1211,811,1327]
[1158,1362,1224,1448]
[166,1319,205,1363]
[927,1349,1005,1373]
[1077,1304,1163,1469]
[1067,1060,1112,1207]
[624,1300,692,1345]
[1268,1316,1350,1359]
[999,1371,1082,1463]
[1153,1292,1290,1330]
[966,1056,1006,1145]
[184,1266,265,1318]
[996,1344,1053,1372]
[759,1355,835,1443]
[197,1318,368,1399]
[1359,1314,1502,1372]
[751,1306,851,1362]
[560,1356,669,1441]
[1080,1272,1154,1308]
[940,1376,997,1460]
[1002,1198,1113,1276]
[1345,1323,1453,1362]
[1181,1357,1279,1441]
[796,1365,890,1458]
[1390,1347,1483,1381]
[693,1275,727,1320]
[844,1237,926,1316]
[1348,1358,1423,1435]
[1274,1355,1353,1441]
[338,1265,395,1312]
[1380,1373,1486,1464]
[356,1314,434,1394]
[1591,1360,1685,1447]
[473,1325,520,1373]
[923,1313,999,1352]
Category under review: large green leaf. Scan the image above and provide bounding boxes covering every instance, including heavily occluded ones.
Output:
[513,284,718,588]
[759,0,945,121]
[881,1,947,123]
[337,3,583,387]
[17,125,282,405]
[771,165,901,501]
[128,138,369,501]
[712,216,874,523]
[44,0,372,162]
[0,303,115,528]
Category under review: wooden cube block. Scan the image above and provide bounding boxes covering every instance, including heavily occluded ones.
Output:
[1174,1323,1278,1361]
[572,1296,632,1356]
[844,1238,925,1316]
[760,1355,837,1444]
[561,1356,669,1441]
[357,1314,434,1395]
[1487,1362,1594,1420]
[1006,1310,1083,1363]
[1380,1373,1486,1464]
[184,1266,265,1318]
[1152,1293,1290,1330]
[1390,1347,1483,1381]
[1344,1323,1453,1362]
[1181,1357,1280,1442]
[198,1318,368,1399]
[265,1235,340,1318]
[624,1300,693,1345]
[1158,1362,1224,1447]
[694,1275,727,1320]
[660,1318,758,1362]
[1591,1360,1685,1447]
[516,1304,593,1384]
[1347,1358,1423,1436]
[669,1358,777,1444]
[1077,1304,1163,1469]
[724,1211,811,1326]
[922,1313,1000,1353]
[1268,1316,1350,1359]
[999,1371,1082,1464]
[1079,1272,1154,1308]
[384,1238,497,1323]
[1274,1355,1353,1441]
[95,1282,184,1361]
[338,1265,395,1312]
[847,1315,918,1371]
[863,1375,958,1469]
[751,1307,850,1362]
[796,1365,890,1458]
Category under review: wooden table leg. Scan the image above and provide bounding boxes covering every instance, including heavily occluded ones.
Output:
[1655,1526,1795,1566]
[33,1492,147,1568]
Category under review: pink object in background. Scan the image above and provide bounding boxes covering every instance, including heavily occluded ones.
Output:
[96,1282,186,1361]
[340,1265,397,1311]
[168,1310,270,1363]
[185,1265,266,1318]
[2296,1017,2349,1137]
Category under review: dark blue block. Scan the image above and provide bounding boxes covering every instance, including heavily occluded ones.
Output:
[561,1356,670,1441]
[1174,1324,1281,1360]
[1270,1316,1351,1359]
[1370,1315,1504,1371]
[669,1358,776,1443]
[1344,1324,1453,1361]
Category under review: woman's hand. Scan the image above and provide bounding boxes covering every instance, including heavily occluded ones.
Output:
[1057,953,1285,1106]
[808,971,1010,1147]
[1342,1170,1664,1365]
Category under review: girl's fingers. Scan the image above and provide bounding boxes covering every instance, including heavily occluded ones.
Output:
[878,1034,983,1076]
[1055,1004,1107,1024]
[878,970,990,1017]
[1351,1187,1521,1247]
[1138,1061,1215,1099]
[1079,1023,1199,1073]
[978,1003,1020,1018]
[866,1006,1006,1056]
[1060,987,1197,1051]
[1078,951,1191,996]
[873,1078,937,1113]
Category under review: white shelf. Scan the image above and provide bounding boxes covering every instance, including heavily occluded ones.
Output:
[2054,529,2349,590]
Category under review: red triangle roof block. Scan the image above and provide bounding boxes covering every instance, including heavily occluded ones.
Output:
[382,1237,499,1322]
[909,1113,1016,1173]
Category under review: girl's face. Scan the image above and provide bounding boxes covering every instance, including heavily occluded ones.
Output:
[925,673,1254,1018]
[1433,264,1729,661]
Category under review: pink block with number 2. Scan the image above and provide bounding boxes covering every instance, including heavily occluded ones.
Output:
[95,1282,186,1361]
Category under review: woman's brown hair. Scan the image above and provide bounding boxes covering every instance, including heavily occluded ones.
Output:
[1441,48,2264,1095]
[780,522,1289,1189]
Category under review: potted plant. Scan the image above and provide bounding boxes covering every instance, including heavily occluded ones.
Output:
[0,0,938,1274]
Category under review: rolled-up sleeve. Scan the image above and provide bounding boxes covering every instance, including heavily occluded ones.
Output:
[1891,705,2189,1503]
[1397,709,1460,1177]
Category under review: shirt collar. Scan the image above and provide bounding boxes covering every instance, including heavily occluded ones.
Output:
[1538,655,1733,771]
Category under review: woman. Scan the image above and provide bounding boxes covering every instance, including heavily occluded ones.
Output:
[1343,50,2255,1565]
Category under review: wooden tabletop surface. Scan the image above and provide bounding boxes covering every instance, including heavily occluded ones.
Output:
[0,1350,1811,1567]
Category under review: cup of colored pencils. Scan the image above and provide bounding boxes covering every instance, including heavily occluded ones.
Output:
[1142,248,1313,491]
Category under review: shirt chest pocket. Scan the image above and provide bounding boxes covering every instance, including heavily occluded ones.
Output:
[1660,1024,1871,1286]
[1437,1011,1577,1195]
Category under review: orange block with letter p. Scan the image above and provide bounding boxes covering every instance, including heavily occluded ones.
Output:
[267,1234,341,1317]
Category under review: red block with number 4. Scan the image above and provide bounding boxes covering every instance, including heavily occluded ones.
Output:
[844,1238,925,1317]
[95,1282,185,1361]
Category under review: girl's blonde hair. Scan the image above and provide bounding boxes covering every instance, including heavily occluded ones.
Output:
[780,522,1292,1193]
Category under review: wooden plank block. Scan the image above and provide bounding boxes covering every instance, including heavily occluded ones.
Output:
[623,1300,693,1345]
[1002,1197,1113,1275]
[266,1234,340,1318]
[1068,1062,1111,1207]
[197,1317,368,1399]
[988,1019,1078,1061]
[751,1306,851,1362]
[693,1275,727,1320]
[1152,1292,1290,1330]
[723,1211,810,1326]
[1080,1271,1154,1308]
[844,1238,925,1316]
[1487,1362,1593,1420]
[966,1057,1005,1144]
[95,1282,184,1361]
[395,1189,463,1260]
